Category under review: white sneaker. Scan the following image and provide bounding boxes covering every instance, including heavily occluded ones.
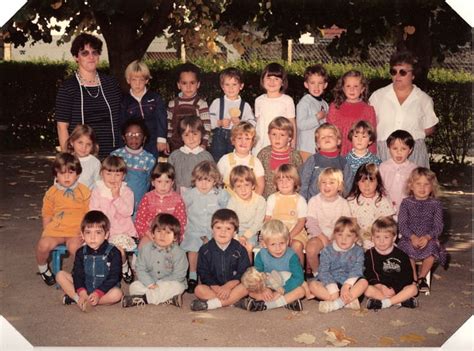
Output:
[344,299,360,310]
[319,301,337,313]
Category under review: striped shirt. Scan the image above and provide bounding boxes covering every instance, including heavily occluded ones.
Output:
[55,73,122,158]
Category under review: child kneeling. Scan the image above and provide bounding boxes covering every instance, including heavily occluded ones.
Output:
[308,216,368,313]
[122,213,188,308]
[237,219,306,312]
[191,209,251,311]
[56,210,123,311]
[364,216,418,310]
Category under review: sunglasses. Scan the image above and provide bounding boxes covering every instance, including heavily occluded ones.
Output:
[125,132,143,138]
[389,68,413,77]
[78,49,100,57]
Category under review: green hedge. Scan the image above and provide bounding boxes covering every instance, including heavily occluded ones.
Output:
[0,59,471,164]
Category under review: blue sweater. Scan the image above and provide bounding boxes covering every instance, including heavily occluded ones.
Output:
[318,243,365,286]
[254,247,304,294]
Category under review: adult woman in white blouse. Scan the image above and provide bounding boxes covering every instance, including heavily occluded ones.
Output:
[369,51,438,168]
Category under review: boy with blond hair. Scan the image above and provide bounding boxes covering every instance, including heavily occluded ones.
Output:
[217,121,265,195]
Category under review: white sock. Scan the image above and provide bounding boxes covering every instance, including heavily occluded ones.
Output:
[382,298,392,309]
[122,261,130,274]
[332,298,344,310]
[73,294,80,303]
[206,298,222,310]
[265,296,286,310]
[38,264,51,275]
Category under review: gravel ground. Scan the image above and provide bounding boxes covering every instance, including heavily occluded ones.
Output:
[0,151,472,348]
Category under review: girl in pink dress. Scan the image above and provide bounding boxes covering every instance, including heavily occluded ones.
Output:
[327,70,376,156]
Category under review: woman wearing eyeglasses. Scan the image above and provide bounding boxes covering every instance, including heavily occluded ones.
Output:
[55,33,122,159]
[369,51,438,168]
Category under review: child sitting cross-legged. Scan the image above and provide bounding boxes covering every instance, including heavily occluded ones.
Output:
[364,216,418,310]
[56,210,123,311]
[236,219,306,312]
[190,209,251,311]
[308,216,368,313]
[122,213,188,308]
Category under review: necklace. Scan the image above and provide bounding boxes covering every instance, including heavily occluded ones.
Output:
[77,71,101,98]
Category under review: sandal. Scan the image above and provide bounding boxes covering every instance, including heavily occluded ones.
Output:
[38,267,56,286]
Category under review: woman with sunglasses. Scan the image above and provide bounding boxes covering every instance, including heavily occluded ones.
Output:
[369,51,438,168]
[55,33,122,159]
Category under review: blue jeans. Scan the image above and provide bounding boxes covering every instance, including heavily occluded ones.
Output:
[210,128,234,162]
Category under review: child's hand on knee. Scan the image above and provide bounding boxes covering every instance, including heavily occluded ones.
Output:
[88,292,100,306]
[261,288,275,301]
[340,284,353,304]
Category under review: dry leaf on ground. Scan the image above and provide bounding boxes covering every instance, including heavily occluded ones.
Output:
[400,333,426,343]
[450,263,462,268]
[27,216,40,220]
[191,319,204,324]
[378,336,395,346]
[352,308,369,317]
[324,327,356,347]
[432,273,442,280]
[461,291,472,295]
[294,333,316,345]
[426,327,445,335]
[448,302,455,308]
[390,319,408,327]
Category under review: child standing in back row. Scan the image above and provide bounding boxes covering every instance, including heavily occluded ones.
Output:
[166,63,211,153]
[66,124,101,189]
[254,63,296,154]
[327,70,377,156]
[209,67,255,162]
[296,64,329,161]
[36,153,91,286]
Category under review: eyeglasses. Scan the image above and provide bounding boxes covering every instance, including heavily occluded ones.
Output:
[389,68,413,77]
[125,132,143,138]
[78,50,100,57]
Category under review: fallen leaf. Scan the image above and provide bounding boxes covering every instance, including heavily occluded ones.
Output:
[448,302,455,308]
[191,319,204,324]
[284,315,294,320]
[352,308,369,317]
[390,319,408,327]
[294,333,316,345]
[324,327,356,347]
[426,327,445,335]
[450,263,462,268]
[23,194,31,198]
[432,273,442,280]
[378,336,395,346]
[461,291,472,295]
[140,331,147,336]
[27,216,40,220]
[400,333,426,343]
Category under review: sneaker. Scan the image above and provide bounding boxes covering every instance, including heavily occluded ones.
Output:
[344,299,361,310]
[122,266,134,284]
[285,299,303,311]
[366,298,382,311]
[62,294,77,305]
[248,299,267,312]
[186,279,198,294]
[122,295,147,308]
[318,301,339,313]
[417,278,430,293]
[190,299,208,311]
[401,297,419,309]
[163,294,183,308]
[38,267,56,286]
[235,297,252,310]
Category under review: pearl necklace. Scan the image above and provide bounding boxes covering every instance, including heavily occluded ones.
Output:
[77,71,100,98]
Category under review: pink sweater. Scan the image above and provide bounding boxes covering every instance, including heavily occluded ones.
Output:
[327,101,377,156]
[306,194,351,239]
[90,180,137,239]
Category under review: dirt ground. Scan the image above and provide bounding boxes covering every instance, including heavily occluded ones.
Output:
[0,151,472,348]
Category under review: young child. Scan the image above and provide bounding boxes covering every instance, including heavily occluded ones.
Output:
[180,161,230,293]
[308,216,368,313]
[122,213,188,308]
[190,209,250,311]
[236,219,305,312]
[36,153,91,286]
[327,70,377,156]
[364,216,418,310]
[257,116,303,198]
[379,129,417,212]
[168,115,214,192]
[111,118,155,216]
[166,63,211,153]
[135,163,187,247]
[343,120,381,195]
[296,64,329,161]
[306,168,351,277]
[227,165,267,257]
[254,63,296,154]
[265,164,308,266]
[217,121,265,195]
[397,167,446,293]
[56,210,123,311]
[89,155,138,284]
[300,123,347,201]
[209,67,256,162]
[66,124,100,189]
[120,60,167,157]
[347,163,396,250]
